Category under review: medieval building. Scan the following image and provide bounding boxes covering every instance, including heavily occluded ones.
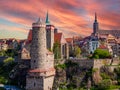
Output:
[93,13,120,38]
[26,18,55,90]
[24,12,69,59]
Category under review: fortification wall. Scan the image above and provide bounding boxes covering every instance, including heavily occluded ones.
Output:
[70,59,112,69]
[93,59,111,69]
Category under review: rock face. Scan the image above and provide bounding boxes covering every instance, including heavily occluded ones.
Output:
[92,69,102,84]
[26,18,55,90]
[53,61,92,89]
[52,67,66,90]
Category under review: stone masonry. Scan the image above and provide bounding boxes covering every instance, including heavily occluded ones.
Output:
[26,18,55,90]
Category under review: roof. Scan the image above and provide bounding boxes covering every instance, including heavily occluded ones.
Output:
[27,29,32,43]
[98,45,108,49]
[65,38,73,43]
[29,68,55,73]
[99,30,120,38]
[54,33,62,43]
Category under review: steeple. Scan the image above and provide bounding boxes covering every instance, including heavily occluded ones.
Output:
[45,11,50,24]
[95,12,97,22]
[93,12,99,36]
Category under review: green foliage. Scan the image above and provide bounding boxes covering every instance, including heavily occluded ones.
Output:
[0,49,18,57]
[92,68,98,73]
[114,67,120,85]
[97,79,112,90]
[92,49,111,59]
[0,50,6,56]
[0,59,16,85]
[0,76,8,84]
[74,46,81,58]
[56,64,66,69]
[65,60,78,68]
[3,57,14,66]
[100,73,110,79]
[53,42,61,59]
[56,61,78,69]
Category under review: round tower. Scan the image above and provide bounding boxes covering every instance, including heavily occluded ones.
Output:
[30,18,47,69]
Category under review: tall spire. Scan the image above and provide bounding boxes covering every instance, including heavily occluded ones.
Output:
[95,12,97,22]
[45,11,50,24]
[93,12,99,36]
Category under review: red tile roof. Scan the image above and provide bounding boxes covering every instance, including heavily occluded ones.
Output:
[65,38,73,43]
[29,68,55,73]
[27,29,32,43]
[27,30,63,44]
[54,33,62,43]
[98,45,108,49]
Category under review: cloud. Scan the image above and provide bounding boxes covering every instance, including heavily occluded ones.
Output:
[0,0,120,38]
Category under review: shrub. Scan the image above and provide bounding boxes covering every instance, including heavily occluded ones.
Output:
[100,73,110,79]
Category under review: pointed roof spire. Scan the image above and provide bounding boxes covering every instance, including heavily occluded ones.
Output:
[37,17,42,23]
[45,11,50,24]
[95,12,97,22]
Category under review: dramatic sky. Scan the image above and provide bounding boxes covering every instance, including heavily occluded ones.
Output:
[0,0,120,39]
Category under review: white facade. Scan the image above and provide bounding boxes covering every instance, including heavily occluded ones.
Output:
[88,37,99,54]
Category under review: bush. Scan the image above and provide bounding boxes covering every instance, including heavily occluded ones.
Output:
[97,79,112,90]
[3,57,14,66]
[56,64,66,69]
[92,49,111,59]
[92,68,98,73]
[0,76,8,84]
[100,73,110,79]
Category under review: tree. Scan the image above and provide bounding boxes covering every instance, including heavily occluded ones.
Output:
[92,49,111,59]
[0,49,18,57]
[53,42,61,59]
[3,57,14,66]
[74,46,81,58]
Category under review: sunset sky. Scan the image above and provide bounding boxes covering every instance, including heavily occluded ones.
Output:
[0,0,120,39]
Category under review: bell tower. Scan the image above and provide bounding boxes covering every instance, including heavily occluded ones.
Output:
[46,11,55,51]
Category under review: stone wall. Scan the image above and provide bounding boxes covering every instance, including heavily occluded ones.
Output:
[44,76,54,90]
[26,76,43,90]
[70,59,113,69]
[72,59,94,68]
[46,53,54,69]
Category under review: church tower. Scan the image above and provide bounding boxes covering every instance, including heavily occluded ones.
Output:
[93,13,99,35]
[46,11,55,51]
[26,18,55,90]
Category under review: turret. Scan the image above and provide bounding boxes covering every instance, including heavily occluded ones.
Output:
[30,18,47,69]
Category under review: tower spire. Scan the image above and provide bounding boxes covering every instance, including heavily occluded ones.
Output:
[93,12,99,36]
[45,11,50,24]
[95,12,97,22]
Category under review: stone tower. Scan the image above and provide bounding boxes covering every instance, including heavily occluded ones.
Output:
[46,11,55,51]
[26,18,55,90]
[93,13,99,35]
